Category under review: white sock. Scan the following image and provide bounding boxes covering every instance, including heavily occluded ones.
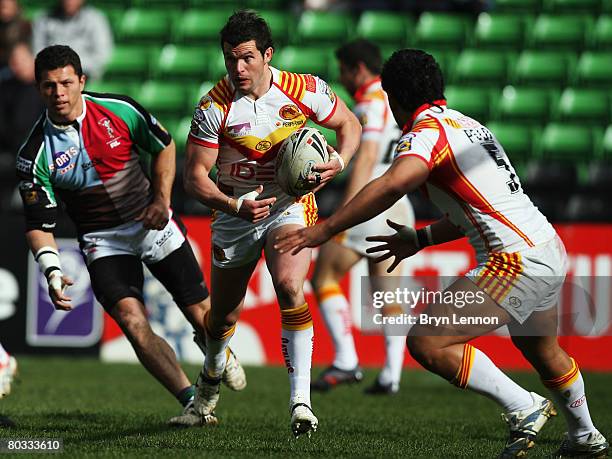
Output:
[379,334,405,386]
[0,344,8,366]
[454,344,533,413]
[281,304,314,407]
[204,314,234,379]
[317,283,358,370]
[543,358,596,441]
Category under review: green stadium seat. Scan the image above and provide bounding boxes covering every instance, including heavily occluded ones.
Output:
[172,9,234,44]
[537,123,600,161]
[104,45,153,81]
[151,45,209,81]
[85,81,136,96]
[273,47,330,80]
[601,125,612,158]
[494,86,554,123]
[451,50,511,87]
[445,86,493,122]
[172,117,194,154]
[415,13,470,50]
[513,50,575,87]
[208,51,228,81]
[554,88,610,123]
[604,0,612,13]
[494,0,542,12]
[131,0,182,8]
[259,10,292,46]
[592,16,612,49]
[137,81,189,118]
[542,0,601,13]
[102,7,124,36]
[573,51,612,87]
[117,9,173,44]
[473,13,525,49]
[487,122,536,163]
[528,14,591,50]
[296,11,353,45]
[356,11,414,45]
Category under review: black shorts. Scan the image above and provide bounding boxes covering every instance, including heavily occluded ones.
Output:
[87,240,209,312]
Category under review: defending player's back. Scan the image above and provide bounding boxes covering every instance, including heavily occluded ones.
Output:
[396,103,555,258]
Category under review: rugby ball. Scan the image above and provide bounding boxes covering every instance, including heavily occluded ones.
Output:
[275,127,329,197]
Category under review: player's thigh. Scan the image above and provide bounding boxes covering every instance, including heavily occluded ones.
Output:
[87,255,145,313]
[311,239,362,287]
[264,224,312,300]
[409,277,513,348]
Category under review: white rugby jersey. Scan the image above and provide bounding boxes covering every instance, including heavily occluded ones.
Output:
[394,101,556,258]
[189,66,338,208]
[352,77,401,179]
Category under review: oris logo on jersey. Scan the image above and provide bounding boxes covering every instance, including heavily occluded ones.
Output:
[570,395,586,408]
[199,96,213,111]
[279,104,301,120]
[52,146,78,174]
[256,140,272,151]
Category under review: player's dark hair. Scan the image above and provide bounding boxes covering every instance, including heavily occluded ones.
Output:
[220,10,274,56]
[335,39,382,74]
[381,49,445,115]
[34,45,83,83]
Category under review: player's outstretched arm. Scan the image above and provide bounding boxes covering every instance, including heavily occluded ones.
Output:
[25,230,74,310]
[183,140,275,223]
[311,99,361,189]
[275,155,429,254]
[365,218,465,273]
[136,140,175,230]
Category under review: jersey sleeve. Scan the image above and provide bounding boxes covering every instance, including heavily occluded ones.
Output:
[15,121,58,232]
[187,94,223,149]
[119,96,172,155]
[301,76,338,124]
[354,97,386,143]
[393,128,440,171]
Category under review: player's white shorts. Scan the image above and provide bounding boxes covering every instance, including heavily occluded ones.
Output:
[79,212,186,266]
[465,235,568,324]
[336,197,415,257]
[211,194,317,268]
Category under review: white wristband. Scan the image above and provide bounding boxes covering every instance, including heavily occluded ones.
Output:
[235,189,261,211]
[34,246,62,280]
[330,151,345,172]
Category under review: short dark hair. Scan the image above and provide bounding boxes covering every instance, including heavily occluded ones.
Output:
[34,45,83,83]
[219,10,274,56]
[335,39,382,75]
[381,49,445,115]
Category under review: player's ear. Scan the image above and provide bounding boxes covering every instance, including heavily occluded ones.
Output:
[263,47,273,64]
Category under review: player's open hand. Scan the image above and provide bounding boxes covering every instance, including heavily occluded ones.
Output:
[135,198,170,230]
[48,273,74,311]
[365,219,420,273]
[234,185,276,223]
[308,145,343,193]
[274,223,332,255]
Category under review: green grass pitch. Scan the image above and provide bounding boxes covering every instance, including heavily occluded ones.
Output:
[1,357,611,458]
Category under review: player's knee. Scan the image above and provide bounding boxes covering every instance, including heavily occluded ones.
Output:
[406,335,440,369]
[114,309,153,348]
[274,278,304,307]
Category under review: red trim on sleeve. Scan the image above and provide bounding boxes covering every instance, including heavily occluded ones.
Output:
[315,96,338,125]
[362,127,384,133]
[395,153,433,171]
[188,134,219,149]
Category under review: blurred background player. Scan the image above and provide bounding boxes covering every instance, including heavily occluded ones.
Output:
[311,39,414,395]
[182,10,360,436]
[276,49,608,458]
[0,0,31,73]
[16,45,245,428]
[0,342,16,427]
[32,0,112,80]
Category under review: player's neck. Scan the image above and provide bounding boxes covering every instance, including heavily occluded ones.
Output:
[244,67,273,101]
